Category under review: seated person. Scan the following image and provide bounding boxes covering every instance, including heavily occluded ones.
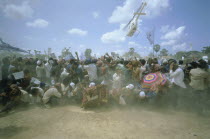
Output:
[0,84,22,113]
[30,87,44,104]
[42,83,62,108]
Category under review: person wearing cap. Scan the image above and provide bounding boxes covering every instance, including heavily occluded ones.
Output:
[67,82,76,98]
[119,84,136,105]
[169,62,186,89]
[168,62,187,108]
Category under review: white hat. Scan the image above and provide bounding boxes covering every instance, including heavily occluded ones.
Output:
[126,84,134,90]
[101,80,105,85]
[139,91,146,98]
[70,82,75,88]
[89,82,95,87]
[37,60,41,65]
[202,56,208,62]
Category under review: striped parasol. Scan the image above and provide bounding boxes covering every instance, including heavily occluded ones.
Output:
[142,72,167,92]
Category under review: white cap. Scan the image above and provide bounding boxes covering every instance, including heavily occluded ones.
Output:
[37,60,41,65]
[182,56,184,60]
[101,80,105,85]
[89,82,95,87]
[202,56,208,62]
[126,84,134,90]
[70,82,75,88]
[139,91,146,98]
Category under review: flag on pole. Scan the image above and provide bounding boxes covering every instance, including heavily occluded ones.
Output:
[146,28,155,45]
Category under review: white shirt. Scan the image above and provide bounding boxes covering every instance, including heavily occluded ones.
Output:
[44,62,52,78]
[20,90,30,103]
[139,66,146,80]
[112,73,122,89]
[42,88,61,104]
[36,65,45,78]
[30,87,44,104]
[60,68,69,81]
[170,68,186,88]
[84,64,98,81]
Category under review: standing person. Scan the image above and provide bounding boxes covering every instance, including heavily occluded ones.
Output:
[44,58,53,84]
[0,60,2,89]
[50,59,61,83]
[178,60,185,70]
[190,59,210,114]
[36,60,46,82]
[169,62,186,109]
[1,57,10,88]
[83,60,98,82]
[112,67,124,90]
[69,62,83,84]
[139,59,146,81]
[190,59,210,90]
[169,63,186,89]
[132,61,141,87]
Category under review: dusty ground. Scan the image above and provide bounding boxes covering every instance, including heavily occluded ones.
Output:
[0,105,210,139]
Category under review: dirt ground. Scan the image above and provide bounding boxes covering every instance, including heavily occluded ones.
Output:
[0,105,210,139]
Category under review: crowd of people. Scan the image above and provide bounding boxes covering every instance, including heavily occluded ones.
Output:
[0,52,210,114]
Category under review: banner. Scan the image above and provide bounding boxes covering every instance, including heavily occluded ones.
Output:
[13,71,24,80]
[31,77,41,85]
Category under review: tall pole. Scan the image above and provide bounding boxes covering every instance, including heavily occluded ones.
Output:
[153,27,155,58]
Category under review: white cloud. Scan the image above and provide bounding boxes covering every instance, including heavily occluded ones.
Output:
[26,19,49,28]
[108,0,169,24]
[67,28,88,36]
[128,41,138,46]
[114,49,126,56]
[108,0,136,23]
[172,43,189,51]
[160,39,176,46]
[3,1,33,19]
[161,26,186,40]
[101,24,126,44]
[160,25,189,52]
[92,11,99,19]
[145,0,169,18]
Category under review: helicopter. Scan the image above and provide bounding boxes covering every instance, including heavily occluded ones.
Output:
[124,2,147,37]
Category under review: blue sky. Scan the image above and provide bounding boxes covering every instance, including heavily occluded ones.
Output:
[0,0,209,57]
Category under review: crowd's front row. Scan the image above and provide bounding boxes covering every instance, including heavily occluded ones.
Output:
[0,56,210,114]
